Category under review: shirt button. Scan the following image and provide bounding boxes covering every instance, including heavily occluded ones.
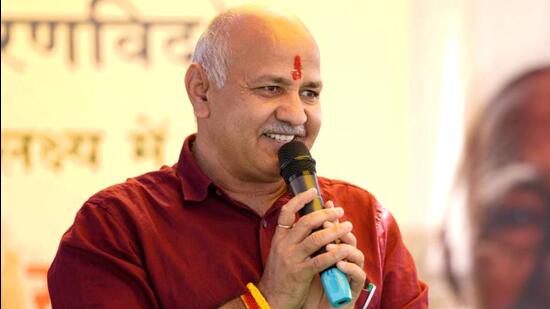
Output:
[261,220,268,228]
[215,189,222,196]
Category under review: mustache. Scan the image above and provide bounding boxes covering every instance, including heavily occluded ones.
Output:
[262,123,306,136]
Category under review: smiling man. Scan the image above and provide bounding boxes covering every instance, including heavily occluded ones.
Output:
[48,5,427,308]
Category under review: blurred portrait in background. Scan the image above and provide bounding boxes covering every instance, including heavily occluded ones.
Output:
[444,65,550,309]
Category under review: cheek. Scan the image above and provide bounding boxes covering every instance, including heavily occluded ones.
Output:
[474,235,540,308]
[305,106,322,134]
[217,104,257,132]
[474,252,520,308]
[519,124,550,170]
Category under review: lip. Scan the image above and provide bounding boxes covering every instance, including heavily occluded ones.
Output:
[260,135,296,157]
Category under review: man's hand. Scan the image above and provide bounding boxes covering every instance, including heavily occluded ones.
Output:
[303,201,366,309]
[257,189,361,309]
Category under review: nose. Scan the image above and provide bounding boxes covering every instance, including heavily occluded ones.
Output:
[275,93,307,126]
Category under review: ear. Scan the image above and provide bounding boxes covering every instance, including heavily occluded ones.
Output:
[185,63,211,118]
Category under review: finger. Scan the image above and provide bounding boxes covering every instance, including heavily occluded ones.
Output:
[301,237,355,273]
[324,201,340,224]
[340,231,357,247]
[325,243,364,269]
[283,206,344,245]
[324,221,357,247]
[336,260,366,297]
[299,221,352,258]
[275,188,317,233]
[328,244,366,299]
[322,221,357,247]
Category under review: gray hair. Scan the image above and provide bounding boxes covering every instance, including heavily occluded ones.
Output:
[192,5,312,89]
[192,12,237,89]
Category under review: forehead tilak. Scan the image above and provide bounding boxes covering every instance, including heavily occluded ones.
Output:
[291,55,302,80]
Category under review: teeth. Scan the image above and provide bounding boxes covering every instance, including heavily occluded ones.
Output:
[265,133,295,142]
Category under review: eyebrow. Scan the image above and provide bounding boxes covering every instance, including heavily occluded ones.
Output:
[248,74,323,89]
[478,164,540,206]
[302,80,323,89]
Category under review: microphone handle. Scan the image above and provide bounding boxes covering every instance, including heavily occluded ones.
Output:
[288,172,352,308]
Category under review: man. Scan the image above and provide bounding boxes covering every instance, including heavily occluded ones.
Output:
[444,65,550,308]
[48,5,427,308]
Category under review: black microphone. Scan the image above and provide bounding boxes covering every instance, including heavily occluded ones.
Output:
[278,140,352,308]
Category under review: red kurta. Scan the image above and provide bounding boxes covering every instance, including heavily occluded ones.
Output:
[48,134,428,308]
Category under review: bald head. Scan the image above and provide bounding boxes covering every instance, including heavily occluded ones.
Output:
[192,5,318,88]
[184,4,323,186]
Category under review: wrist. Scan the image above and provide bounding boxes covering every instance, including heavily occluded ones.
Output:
[241,282,272,309]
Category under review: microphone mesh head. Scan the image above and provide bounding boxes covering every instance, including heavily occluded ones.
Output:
[278,141,316,182]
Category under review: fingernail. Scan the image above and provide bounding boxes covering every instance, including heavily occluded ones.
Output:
[335,207,344,215]
[326,201,334,208]
[326,244,337,251]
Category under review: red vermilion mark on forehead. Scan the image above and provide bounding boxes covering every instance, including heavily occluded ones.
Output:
[291,55,302,80]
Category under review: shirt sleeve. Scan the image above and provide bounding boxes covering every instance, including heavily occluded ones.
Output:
[378,207,429,308]
[47,201,160,308]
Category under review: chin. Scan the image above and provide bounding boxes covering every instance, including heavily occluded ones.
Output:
[259,160,282,181]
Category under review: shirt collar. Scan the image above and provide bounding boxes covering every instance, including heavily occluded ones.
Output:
[176,134,213,202]
[175,134,297,209]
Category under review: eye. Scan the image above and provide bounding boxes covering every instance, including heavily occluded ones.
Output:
[256,85,283,97]
[486,207,545,230]
[300,89,320,102]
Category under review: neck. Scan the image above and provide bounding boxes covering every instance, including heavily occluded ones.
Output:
[192,135,287,216]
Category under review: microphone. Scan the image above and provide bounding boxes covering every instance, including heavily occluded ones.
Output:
[278,140,352,308]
